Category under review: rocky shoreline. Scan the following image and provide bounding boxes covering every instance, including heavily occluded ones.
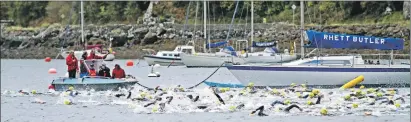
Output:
[1,22,410,59]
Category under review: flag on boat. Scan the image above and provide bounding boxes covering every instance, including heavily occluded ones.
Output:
[304,30,404,50]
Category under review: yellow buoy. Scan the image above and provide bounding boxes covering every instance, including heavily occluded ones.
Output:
[340,75,364,90]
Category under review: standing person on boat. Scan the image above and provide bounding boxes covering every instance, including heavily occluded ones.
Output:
[88,64,97,76]
[66,51,78,78]
[112,64,126,79]
[79,52,89,78]
[86,50,107,60]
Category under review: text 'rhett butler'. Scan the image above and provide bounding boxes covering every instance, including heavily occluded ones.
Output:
[323,34,385,44]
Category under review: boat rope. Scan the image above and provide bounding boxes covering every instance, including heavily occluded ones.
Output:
[185,62,225,89]
[133,63,225,90]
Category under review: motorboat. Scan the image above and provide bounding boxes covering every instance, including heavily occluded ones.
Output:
[143,45,195,66]
[50,59,139,91]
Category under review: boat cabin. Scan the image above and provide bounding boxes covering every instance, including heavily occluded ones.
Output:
[152,45,196,58]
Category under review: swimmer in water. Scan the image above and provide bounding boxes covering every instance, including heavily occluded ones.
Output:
[251,104,303,116]
[187,95,200,102]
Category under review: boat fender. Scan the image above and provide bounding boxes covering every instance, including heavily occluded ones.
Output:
[340,75,364,90]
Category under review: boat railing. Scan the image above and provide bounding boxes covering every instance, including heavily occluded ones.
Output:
[295,53,410,67]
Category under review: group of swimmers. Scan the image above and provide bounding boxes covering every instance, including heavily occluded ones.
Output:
[13,82,409,116]
[107,83,408,116]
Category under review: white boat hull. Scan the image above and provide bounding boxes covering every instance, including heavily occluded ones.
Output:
[242,54,297,63]
[181,53,246,67]
[143,55,184,66]
[227,65,410,87]
[61,50,115,61]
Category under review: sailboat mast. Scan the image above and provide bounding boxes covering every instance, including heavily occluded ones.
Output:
[203,0,207,53]
[250,1,254,53]
[300,1,304,59]
[203,0,206,41]
[81,0,85,48]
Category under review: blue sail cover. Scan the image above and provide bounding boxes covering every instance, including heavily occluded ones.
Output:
[252,41,276,47]
[206,41,228,49]
[305,30,404,50]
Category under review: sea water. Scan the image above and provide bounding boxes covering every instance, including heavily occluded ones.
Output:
[1,59,410,122]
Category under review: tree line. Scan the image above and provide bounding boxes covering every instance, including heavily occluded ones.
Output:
[0,1,406,27]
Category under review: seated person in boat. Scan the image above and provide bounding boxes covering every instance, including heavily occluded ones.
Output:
[98,64,111,77]
[86,50,107,60]
[88,64,97,76]
[112,64,125,79]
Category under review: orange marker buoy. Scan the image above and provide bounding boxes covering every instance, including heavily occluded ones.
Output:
[48,68,57,74]
[126,60,134,66]
[45,57,51,62]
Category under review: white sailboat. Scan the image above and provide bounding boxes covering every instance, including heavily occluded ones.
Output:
[59,1,115,61]
[181,1,297,67]
[181,1,247,67]
[227,2,410,87]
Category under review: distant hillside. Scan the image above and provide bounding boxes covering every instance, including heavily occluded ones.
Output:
[1,1,410,27]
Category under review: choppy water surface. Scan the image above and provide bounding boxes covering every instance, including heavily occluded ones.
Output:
[1,59,410,122]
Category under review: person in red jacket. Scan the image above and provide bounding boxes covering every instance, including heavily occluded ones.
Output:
[112,64,125,79]
[66,51,78,78]
[86,50,107,60]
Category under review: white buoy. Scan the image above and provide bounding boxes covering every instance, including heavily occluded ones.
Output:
[148,73,160,77]
[148,65,160,77]
[154,64,161,68]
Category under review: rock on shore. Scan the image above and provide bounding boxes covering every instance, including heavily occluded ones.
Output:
[1,22,410,59]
